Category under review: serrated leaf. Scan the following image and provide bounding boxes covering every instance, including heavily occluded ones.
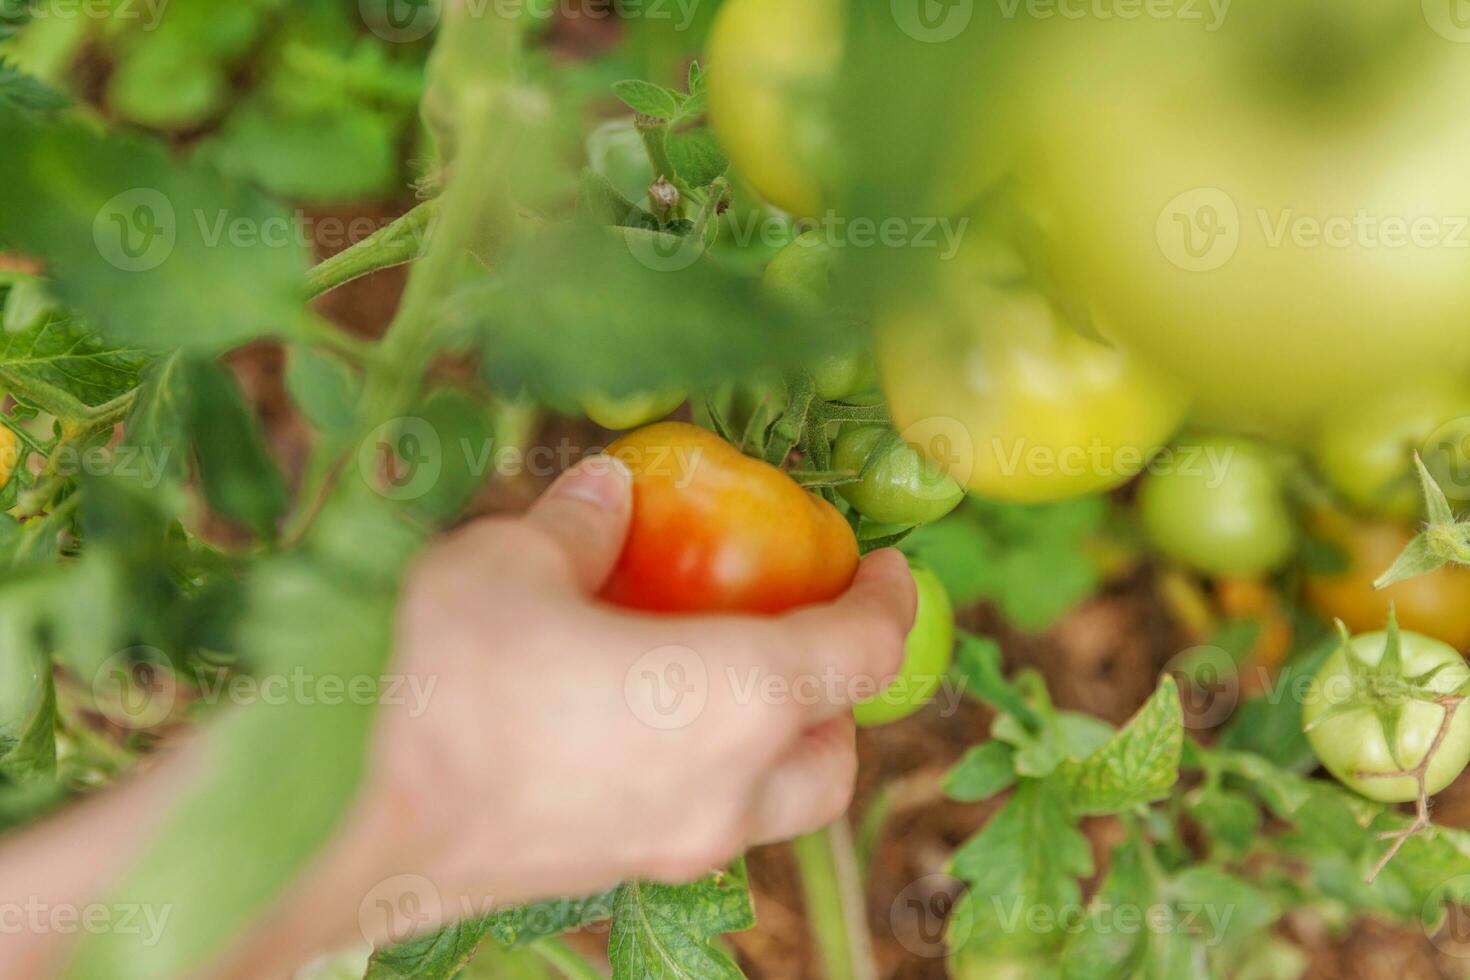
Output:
[1059,678,1183,816]
[118,353,190,487]
[0,313,147,410]
[365,920,490,980]
[486,889,620,949]
[948,780,1093,958]
[1186,786,1262,857]
[946,741,1018,802]
[0,59,69,118]
[612,79,681,120]
[666,128,726,189]
[607,865,755,980]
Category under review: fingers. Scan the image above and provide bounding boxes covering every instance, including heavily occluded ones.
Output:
[778,549,917,721]
[746,716,858,846]
[519,455,634,593]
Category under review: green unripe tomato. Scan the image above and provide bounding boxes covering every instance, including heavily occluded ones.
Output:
[763,231,877,403]
[833,425,964,528]
[582,391,686,431]
[1312,383,1470,522]
[1138,435,1296,577]
[854,564,954,727]
[1303,628,1470,803]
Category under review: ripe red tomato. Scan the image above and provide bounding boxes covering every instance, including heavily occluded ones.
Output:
[602,422,860,614]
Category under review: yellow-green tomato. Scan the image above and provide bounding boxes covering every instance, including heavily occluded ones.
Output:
[763,231,877,402]
[1304,628,1470,803]
[582,391,686,431]
[1312,383,1470,522]
[704,0,998,217]
[1138,435,1296,578]
[832,425,963,527]
[987,9,1470,433]
[854,564,954,727]
[878,286,1187,503]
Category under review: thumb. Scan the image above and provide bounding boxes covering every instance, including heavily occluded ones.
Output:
[521,454,634,593]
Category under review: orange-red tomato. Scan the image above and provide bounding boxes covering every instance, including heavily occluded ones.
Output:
[602,422,859,614]
[1304,511,1470,651]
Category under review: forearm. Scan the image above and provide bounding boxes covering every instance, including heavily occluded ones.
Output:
[0,743,201,979]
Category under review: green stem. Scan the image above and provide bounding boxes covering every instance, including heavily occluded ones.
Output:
[360,86,514,429]
[792,822,876,980]
[530,937,604,980]
[304,200,439,300]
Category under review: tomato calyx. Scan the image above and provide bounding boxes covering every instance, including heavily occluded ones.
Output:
[1305,615,1461,769]
[1376,455,1470,589]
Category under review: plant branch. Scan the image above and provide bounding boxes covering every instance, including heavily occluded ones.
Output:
[792,822,877,980]
[1358,694,1465,883]
[529,937,604,979]
[304,200,438,300]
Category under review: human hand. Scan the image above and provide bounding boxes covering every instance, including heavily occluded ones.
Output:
[360,453,916,936]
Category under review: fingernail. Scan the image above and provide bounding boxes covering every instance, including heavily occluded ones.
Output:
[551,455,631,510]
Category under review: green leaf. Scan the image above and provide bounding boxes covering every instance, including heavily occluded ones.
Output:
[66,494,423,980]
[575,168,657,231]
[468,224,839,400]
[1,275,60,334]
[607,865,756,980]
[185,359,288,539]
[666,128,727,190]
[951,633,1041,730]
[285,346,361,439]
[1217,634,1335,772]
[0,313,147,410]
[1059,678,1183,816]
[946,741,1019,802]
[0,603,55,781]
[487,889,621,948]
[1186,786,1262,857]
[1373,532,1446,589]
[196,101,400,204]
[0,107,309,353]
[1059,832,1152,980]
[948,780,1093,958]
[118,353,190,488]
[364,920,491,980]
[0,58,69,118]
[611,79,681,119]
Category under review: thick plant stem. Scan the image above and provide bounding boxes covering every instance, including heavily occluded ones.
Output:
[793,822,877,980]
[530,937,604,979]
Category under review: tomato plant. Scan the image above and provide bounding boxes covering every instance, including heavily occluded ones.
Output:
[832,424,963,528]
[879,285,1187,503]
[601,422,859,614]
[852,563,953,727]
[1304,510,1470,650]
[1304,618,1470,803]
[1138,435,1296,577]
[983,5,1470,433]
[762,231,876,402]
